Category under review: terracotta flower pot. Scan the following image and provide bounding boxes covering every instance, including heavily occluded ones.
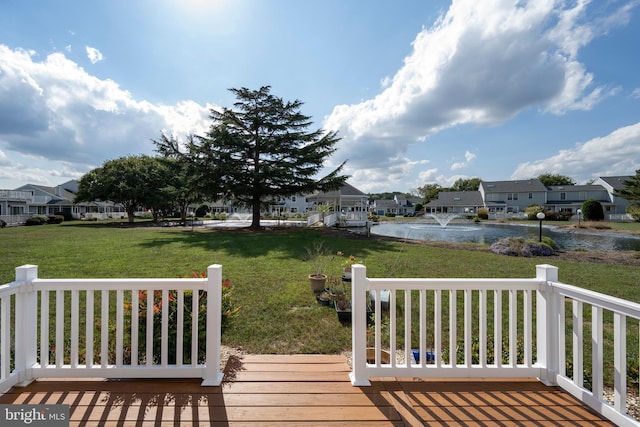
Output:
[308,274,327,293]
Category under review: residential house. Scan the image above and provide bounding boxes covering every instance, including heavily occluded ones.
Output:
[545,184,611,215]
[425,176,633,220]
[372,194,422,216]
[592,176,632,215]
[12,180,125,219]
[0,189,32,216]
[479,179,548,214]
[424,191,484,214]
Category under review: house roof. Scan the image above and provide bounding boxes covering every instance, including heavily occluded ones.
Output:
[308,182,367,200]
[596,176,632,190]
[546,184,605,192]
[373,199,399,208]
[426,191,484,207]
[480,179,547,192]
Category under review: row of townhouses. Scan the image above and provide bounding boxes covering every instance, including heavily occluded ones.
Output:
[0,180,371,224]
[425,176,632,219]
[0,176,634,225]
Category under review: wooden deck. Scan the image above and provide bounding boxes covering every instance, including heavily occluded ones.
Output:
[0,355,613,426]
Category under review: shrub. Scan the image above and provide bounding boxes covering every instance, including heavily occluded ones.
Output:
[136,273,239,365]
[525,205,543,220]
[195,204,209,217]
[25,216,46,226]
[627,204,640,222]
[385,212,396,217]
[489,237,555,257]
[53,211,74,221]
[477,208,489,220]
[47,215,64,224]
[0,219,7,228]
[582,198,604,221]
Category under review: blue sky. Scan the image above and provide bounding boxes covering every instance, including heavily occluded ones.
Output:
[0,0,639,194]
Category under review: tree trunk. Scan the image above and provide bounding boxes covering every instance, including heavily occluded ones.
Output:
[250,195,262,229]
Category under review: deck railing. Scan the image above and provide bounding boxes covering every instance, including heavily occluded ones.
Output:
[0,264,224,394]
[350,264,640,427]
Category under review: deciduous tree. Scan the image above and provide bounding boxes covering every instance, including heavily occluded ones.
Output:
[537,173,575,186]
[75,155,167,223]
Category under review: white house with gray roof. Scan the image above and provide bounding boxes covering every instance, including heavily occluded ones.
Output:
[424,191,484,214]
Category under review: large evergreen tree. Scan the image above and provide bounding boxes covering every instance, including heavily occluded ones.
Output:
[614,170,640,206]
[191,86,347,229]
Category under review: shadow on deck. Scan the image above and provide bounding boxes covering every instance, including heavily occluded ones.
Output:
[0,355,612,426]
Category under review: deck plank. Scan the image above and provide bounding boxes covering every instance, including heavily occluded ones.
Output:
[0,354,615,426]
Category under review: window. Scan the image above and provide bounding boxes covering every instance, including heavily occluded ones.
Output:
[507,193,518,201]
[529,193,533,199]
[291,196,296,202]
[560,193,566,200]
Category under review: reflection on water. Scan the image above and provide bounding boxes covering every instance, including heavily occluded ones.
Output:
[371,222,640,251]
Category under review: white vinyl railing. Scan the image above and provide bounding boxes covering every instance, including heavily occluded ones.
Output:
[350,263,640,427]
[0,265,224,394]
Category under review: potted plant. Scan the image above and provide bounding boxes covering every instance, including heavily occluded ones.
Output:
[305,241,332,293]
[337,252,361,281]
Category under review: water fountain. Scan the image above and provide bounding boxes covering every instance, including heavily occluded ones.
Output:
[228,213,252,221]
[427,212,459,228]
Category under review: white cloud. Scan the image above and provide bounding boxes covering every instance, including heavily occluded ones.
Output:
[451,150,476,170]
[632,88,640,99]
[0,149,10,166]
[324,0,635,192]
[511,122,640,183]
[85,46,103,64]
[0,44,213,187]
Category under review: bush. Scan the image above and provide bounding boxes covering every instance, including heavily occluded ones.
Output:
[25,217,45,226]
[477,208,489,220]
[195,204,209,217]
[384,212,396,217]
[525,205,543,220]
[0,219,6,228]
[582,199,604,221]
[53,211,74,221]
[627,204,640,222]
[47,215,64,224]
[489,237,555,257]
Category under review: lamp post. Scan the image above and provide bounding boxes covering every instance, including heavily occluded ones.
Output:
[576,209,582,227]
[536,211,545,242]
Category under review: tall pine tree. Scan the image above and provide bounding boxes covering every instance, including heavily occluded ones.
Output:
[195,86,347,229]
[614,170,640,207]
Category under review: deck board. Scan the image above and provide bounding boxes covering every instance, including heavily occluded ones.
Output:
[0,354,614,426]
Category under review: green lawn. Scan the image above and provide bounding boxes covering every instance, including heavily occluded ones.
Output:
[1,221,638,365]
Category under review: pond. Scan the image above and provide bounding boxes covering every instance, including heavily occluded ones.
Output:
[370,221,640,251]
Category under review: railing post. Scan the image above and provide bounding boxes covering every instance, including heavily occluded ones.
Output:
[15,265,38,386]
[350,264,370,386]
[536,264,559,386]
[201,264,224,386]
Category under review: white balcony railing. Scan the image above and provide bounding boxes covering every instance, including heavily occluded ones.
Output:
[0,265,224,394]
[350,264,640,427]
[2,263,638,426]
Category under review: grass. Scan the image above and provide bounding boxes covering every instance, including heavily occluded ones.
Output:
[1,221,639,368]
